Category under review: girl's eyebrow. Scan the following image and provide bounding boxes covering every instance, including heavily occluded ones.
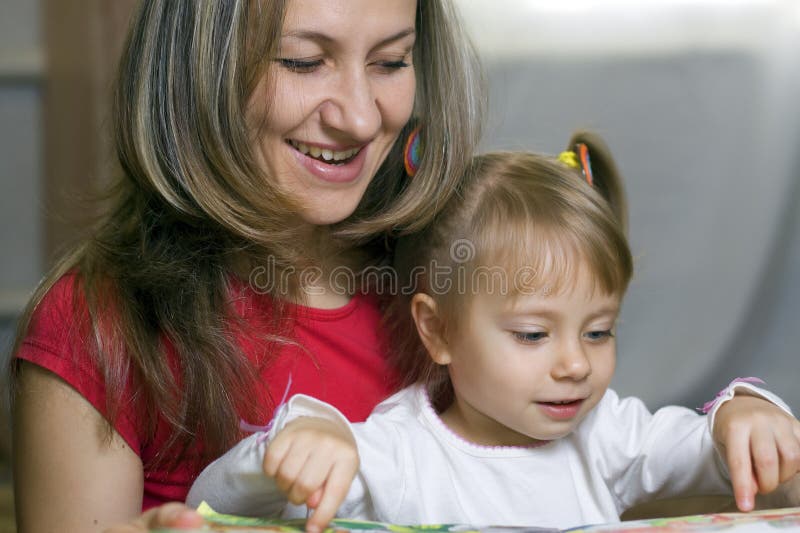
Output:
[584,306,620,320]
[507,308,560,320]
[281,28,416,49]
[504,306,620,321]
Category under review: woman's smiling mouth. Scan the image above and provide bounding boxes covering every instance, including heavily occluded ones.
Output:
[286,138,368,184]
[287,139,362,165]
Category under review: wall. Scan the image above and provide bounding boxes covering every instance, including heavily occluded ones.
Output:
[459,0,800,410]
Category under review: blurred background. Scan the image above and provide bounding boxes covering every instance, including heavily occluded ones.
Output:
[0,1,139,528]
[1,0,799,528]
[457,0,800,412]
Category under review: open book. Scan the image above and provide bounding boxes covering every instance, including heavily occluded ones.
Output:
[151,503,800,532]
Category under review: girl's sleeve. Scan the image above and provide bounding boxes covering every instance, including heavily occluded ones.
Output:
[185,394,373,518]
[587,381,792,513]
[337,410,409,521]
[185,430,283,517]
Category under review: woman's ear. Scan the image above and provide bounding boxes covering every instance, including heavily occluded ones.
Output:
[410,293,452,365]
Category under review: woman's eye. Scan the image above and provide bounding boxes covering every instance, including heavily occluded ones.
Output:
[379,60,410,69]
[585,330,614,342]
[372,59,411,73]
[277,58,323,73]
[513,331,548,344]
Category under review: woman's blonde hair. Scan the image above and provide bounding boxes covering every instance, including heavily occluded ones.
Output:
[10,0,485,464]
[386,131,633,409]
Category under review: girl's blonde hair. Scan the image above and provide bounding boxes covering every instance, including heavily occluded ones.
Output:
[386,131,633,409]
[10,0,485,464]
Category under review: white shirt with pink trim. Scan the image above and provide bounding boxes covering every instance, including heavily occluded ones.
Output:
[186,382,791,529]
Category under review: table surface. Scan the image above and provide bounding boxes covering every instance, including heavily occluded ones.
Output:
[151,504,800,533]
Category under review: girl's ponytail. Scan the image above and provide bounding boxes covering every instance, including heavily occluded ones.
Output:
[566,130,628,233]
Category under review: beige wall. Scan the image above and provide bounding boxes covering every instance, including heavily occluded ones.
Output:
[42,0,139,262]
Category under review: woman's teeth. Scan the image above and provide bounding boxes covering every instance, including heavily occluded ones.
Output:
[289,140,360,164]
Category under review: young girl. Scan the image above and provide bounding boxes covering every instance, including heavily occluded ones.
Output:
[186,132,800,531]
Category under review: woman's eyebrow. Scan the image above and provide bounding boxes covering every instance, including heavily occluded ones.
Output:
[372,28,416,49]
[281,27,416,49]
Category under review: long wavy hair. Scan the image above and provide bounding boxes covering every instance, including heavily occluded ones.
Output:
[385,132,633,410]
[10,0,485,465]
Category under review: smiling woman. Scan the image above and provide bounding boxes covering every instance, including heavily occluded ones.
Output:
[249,0,418,226]
[7,0,485,531]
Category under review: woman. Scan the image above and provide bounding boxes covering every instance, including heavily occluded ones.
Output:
[9,0,484,531]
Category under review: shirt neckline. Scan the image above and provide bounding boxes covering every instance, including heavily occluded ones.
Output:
[289,292,363,322]
[413,384,556,458]
[230,276,366,322]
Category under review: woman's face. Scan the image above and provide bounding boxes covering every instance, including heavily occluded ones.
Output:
[248,0,418,226]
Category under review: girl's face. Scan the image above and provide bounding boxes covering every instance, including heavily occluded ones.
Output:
[440,262,620,447]
[248,0,418,226]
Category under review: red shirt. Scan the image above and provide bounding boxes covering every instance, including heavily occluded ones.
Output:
[15,274,397,509]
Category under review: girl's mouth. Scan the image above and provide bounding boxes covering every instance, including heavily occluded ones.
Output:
[287,139,361,166]
[537,399,585,420]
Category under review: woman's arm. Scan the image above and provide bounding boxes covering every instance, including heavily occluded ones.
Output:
[104,503,205,532]
[13,361,146,532]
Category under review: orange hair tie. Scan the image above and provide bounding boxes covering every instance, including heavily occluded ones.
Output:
[576,143,593,186]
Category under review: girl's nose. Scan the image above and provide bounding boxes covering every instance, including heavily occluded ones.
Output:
[551,341,592,381]
[319,68,381,142]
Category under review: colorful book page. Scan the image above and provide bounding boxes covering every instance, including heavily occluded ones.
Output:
[151,503,800,533]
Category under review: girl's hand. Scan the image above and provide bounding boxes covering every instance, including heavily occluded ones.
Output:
[102,503,205,532]
[713,394,800,512]
[264,416,359,533]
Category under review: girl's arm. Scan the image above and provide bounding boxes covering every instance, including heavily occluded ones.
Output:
[712,393,800,510]
[594,382,798,514]
[187,394,363,533]
[13,362,144,531]
[265,414,360,532]
[592,390,730,512]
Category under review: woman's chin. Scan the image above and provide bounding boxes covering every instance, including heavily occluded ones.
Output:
[297,201,362,227]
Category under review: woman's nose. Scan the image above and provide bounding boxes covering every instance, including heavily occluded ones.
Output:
[551,341,592,381]
[319,68,381,142]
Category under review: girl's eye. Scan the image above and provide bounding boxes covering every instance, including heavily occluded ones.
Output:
[513,331,548,344]
[277,58,323,73]
[585,330,614,342]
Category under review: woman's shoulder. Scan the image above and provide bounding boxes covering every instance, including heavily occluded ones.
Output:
[17,269,127,365]
[14,270,148,456]
[41,269,84,301]
[24,271,90,342]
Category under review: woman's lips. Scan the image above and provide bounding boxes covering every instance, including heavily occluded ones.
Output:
[537,399,585,420]
[289,141,367,184]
